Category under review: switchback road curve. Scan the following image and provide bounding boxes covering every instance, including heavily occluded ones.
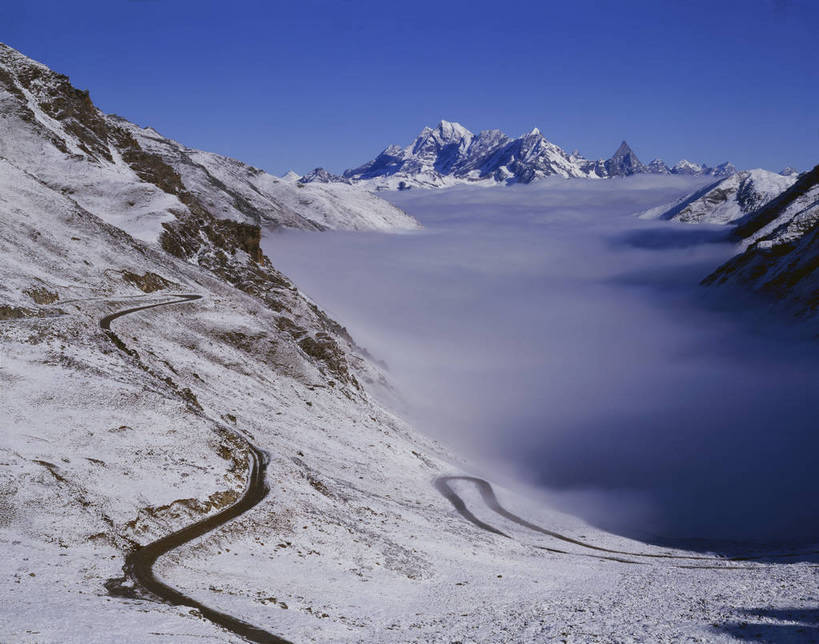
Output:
[101,294,290,644]
[434,475,819,567]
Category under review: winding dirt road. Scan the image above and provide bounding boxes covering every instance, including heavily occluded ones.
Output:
[434,476,712,560]
[434,475,816,567]
[101,294,290,644]
[97,293,812,640]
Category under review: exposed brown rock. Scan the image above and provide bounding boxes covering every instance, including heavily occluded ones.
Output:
[121,270,173,293]
[1,305,42,320]
[24,287,59,304]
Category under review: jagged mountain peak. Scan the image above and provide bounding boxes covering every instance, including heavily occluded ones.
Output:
[412,120,473,149]
[646,158,671,174]
[615,140,633,154]
[672,159,703,174]
[435,119,472,138]
[411,120,471,148]
[306,120,738,189]
[299,167,349,184]
[712,161,738,177]
[605,140,644,176]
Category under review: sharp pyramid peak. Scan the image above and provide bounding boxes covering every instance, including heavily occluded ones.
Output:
[615,140,633,154]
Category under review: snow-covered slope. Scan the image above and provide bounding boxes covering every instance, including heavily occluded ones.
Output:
[2,41,815,643]
[121,122,419,232]
[641,169,796,225]
[2,149,816,642]
[704,165,819,315]
[0,43,418,236]
[300,120,736,190]
[637,161,817,316]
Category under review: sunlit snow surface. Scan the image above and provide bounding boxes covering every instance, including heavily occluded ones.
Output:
[264,175,819,546]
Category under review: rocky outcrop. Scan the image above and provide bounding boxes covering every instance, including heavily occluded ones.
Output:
[120,271,174,293]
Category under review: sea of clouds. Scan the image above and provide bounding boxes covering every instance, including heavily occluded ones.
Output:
[263,175,819,548]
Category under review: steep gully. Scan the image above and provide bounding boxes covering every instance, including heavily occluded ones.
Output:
[101,295,290,644]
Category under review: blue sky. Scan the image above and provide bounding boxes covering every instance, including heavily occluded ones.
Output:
[3,0,818,175]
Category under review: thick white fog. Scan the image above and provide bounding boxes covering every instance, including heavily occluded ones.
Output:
[263,176,819,548]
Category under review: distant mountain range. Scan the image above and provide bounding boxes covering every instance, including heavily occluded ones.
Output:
[297,120,738,189]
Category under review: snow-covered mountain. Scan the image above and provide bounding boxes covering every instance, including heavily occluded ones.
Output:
[646,158,672,174]
[335,122,589,188]
[300,120,736,190]
[704,164,819,315]
[3,41,816,644]
[0,43,418,236]
[3,111,813,643]
[640,169,797,225]
[599,140,646,176]
[635,161,818,316]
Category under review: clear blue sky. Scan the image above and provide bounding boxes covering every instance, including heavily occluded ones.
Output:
[3,0,818,175]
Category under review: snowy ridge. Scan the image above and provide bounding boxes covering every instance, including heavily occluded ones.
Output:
[119,120,419,233]
[300,120,736,190]
[0,42,418,239]
[703,165,819,315]
[640,169,796,225]
[636,159,818,316]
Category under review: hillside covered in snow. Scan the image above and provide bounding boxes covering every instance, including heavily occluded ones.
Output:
[2,40,818,644]
[640,169,797,225]
[299,120,736,190]
[0,43,418,238]
[634,156,818,317]
[704,164,819,316]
